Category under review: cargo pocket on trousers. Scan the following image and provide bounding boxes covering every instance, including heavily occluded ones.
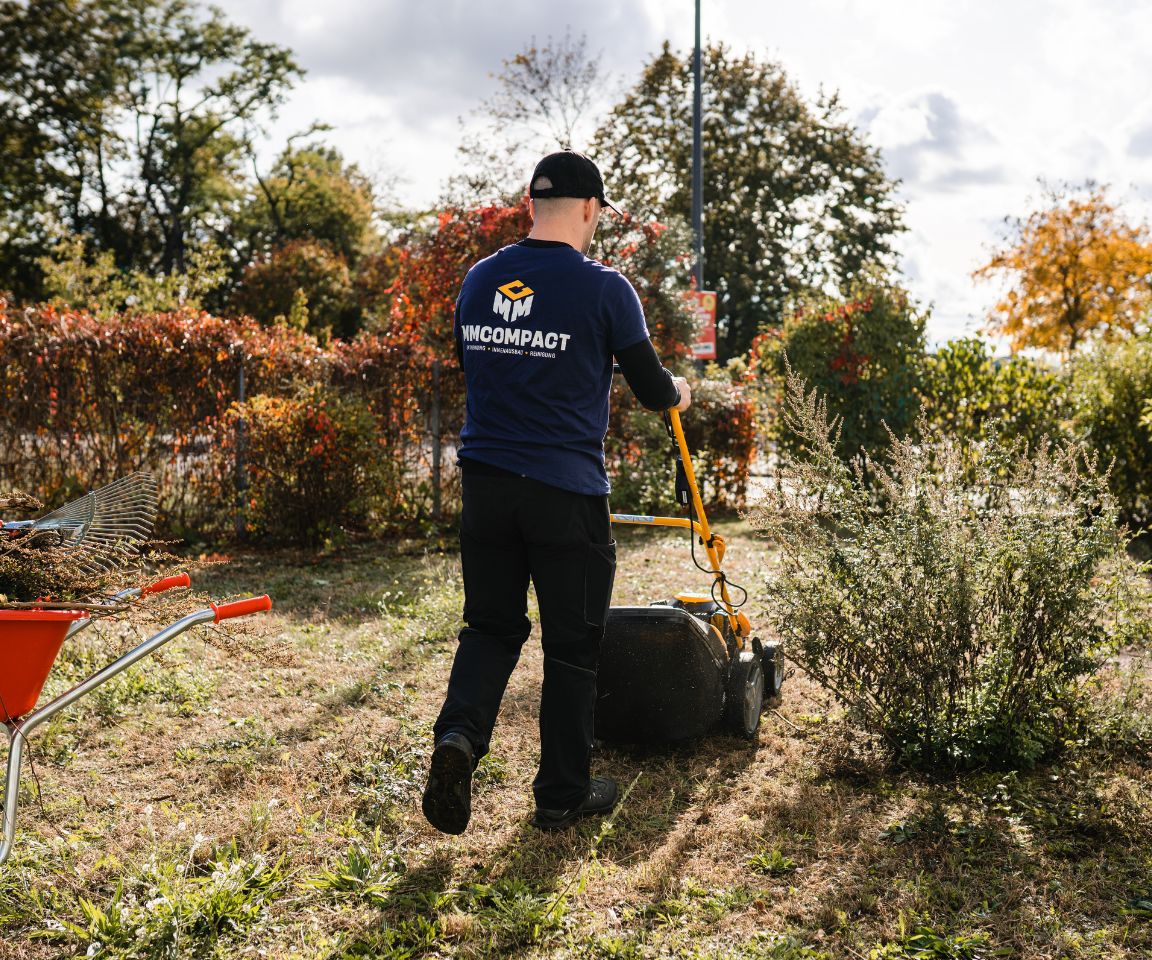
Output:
[584,539,617,632]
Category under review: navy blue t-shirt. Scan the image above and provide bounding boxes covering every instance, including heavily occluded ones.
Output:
[454,239,650,495]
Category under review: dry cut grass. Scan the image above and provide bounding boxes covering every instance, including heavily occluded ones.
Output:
[0,521,1148,959]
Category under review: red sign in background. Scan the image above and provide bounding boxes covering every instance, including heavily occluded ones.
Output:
[686,290,718,360]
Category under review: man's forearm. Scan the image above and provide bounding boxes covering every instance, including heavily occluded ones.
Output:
[615,338,680,410]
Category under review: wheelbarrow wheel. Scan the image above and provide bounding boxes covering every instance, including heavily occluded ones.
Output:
[724,653,764,739]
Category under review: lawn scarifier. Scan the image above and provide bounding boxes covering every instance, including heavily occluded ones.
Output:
[0,574,272,866]
[596,405,784,743]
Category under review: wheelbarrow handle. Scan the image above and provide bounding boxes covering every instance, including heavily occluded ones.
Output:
[3,592,272,866]
[19,600,269,738]
[141,573,192,597]
[211,595,272,622]
[65,572,193,639]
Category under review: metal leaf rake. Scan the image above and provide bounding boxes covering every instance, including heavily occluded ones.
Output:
[1,473,159,572]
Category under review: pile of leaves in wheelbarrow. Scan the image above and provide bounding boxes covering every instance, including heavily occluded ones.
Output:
[1,493,121,604]
[1,486,287,664]
[0,490,176,610]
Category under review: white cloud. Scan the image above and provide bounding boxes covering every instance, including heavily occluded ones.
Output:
[1126,124,1152,159]
[857,91,1005,195]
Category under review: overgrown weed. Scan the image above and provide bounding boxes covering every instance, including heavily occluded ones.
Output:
[43,839,287,959]
[752,368,1143,770]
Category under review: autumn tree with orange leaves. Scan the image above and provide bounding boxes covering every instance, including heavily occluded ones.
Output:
[974,185,1152,354]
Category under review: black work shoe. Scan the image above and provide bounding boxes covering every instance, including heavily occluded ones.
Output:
[531,776,619,831]
[422,732,475,835]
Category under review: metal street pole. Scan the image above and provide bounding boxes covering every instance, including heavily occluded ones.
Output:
[692,0,704,292]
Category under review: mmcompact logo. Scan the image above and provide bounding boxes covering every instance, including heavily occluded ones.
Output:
[492,280,534,321]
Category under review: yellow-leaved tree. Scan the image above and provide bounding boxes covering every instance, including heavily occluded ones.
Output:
[974,185,1152,354]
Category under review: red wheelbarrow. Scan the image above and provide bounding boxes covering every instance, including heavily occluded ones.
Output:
[0,575,271,866]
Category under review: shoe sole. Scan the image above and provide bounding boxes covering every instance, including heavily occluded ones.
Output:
[422,741,472,835]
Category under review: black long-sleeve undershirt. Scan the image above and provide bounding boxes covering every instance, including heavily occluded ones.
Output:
[614,337,680,410]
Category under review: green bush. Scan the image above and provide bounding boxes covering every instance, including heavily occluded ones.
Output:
[229,239,356,339]
[755,279,926,476]
[224,386,393,545]
[1069,334,1152,530]
[38,233,228,317]
[919,337,1065,455]
[751,371,1133,770]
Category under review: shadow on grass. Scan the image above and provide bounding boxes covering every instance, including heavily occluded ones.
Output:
[329,730,763,959]
[333,746,1152,959]
[476,735,763,958]
[767,760,1152,954]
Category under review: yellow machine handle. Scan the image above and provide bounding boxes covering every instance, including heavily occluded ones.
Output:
[610,406,746,650]
[667,408,743,646]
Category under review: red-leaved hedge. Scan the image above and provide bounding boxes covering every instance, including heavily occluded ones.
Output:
[0,301,438,539]
[1,297,759,543]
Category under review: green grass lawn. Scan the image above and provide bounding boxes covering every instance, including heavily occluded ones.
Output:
[1,521,1149,959]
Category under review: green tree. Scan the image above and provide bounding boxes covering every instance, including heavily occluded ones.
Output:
[591,42,905,360]
[118,0,301,274]
[0,0,128,296]
[240,138,378,265]
[224,138,381,333]
[0,0,301,298]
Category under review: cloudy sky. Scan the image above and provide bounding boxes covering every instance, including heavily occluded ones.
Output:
[218,0,1152,345]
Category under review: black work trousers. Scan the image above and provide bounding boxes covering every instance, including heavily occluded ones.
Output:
[433,467,616,810]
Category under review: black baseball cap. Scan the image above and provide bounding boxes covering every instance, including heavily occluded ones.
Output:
[529,149,623,216]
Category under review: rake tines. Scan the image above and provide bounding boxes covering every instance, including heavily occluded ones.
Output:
[15,474,159,571]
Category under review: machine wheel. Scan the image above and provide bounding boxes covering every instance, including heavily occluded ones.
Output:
[724,654,764,739]
[760,641,785,703]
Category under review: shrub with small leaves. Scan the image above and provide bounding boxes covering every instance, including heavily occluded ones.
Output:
[919,337,1065,460]
[224,386,394,545]
[751,370,1134,770]
[1069,333,1152,531]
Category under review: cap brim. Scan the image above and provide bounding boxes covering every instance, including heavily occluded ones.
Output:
[601,197,625,218]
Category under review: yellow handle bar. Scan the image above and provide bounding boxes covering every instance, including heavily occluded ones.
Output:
[609,406,745,649]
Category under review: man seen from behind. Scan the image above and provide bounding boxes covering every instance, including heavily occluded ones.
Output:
[422,149,691,834]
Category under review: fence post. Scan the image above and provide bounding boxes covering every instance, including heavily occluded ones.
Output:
[234,344,248,542]
[431,359,442,521]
